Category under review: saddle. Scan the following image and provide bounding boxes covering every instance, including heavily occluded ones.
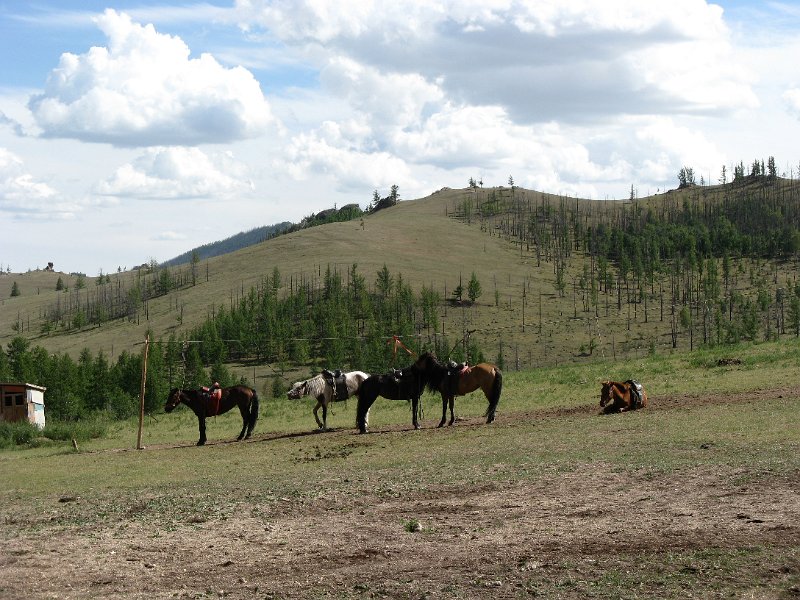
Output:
[625,379,644,409]
[322,369,349,400]
[201,383,222,415]
[201,383,222,402]
[446,360,470,395]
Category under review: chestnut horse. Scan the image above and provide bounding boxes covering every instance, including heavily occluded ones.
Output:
[164,385,259,446]
[599,380,647,414]
[414,352,502,427]
[356,365,425,434]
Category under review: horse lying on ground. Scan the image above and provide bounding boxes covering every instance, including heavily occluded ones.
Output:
[414,352,503,427]
[356,365,425,434]
[164,385,259,446]
[599,380,647,414]
[287,370,369,430]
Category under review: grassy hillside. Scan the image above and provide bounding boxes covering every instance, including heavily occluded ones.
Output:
[2,182,800,388]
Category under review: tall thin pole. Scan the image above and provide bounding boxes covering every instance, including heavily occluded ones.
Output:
[137,335,150,450]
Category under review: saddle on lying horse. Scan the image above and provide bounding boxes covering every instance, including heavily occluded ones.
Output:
[625,379,644,409]
[322,369,349,400]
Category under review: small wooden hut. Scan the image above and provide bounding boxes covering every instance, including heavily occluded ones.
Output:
[0,383,46,428]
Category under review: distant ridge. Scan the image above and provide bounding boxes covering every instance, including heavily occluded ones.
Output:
[162,222,292,267]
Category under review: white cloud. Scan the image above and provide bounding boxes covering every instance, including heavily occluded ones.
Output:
[0,147,80,219]
[27,9,275,146]
[279,122,413,192]
[95,146,255,199]
[152,230,188,241]
[633,117,725,183]
[321,57,445,133]
[783,88,800,119]
[236,0,757,123]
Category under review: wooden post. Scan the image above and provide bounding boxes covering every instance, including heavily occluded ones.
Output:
[136,335,150,450]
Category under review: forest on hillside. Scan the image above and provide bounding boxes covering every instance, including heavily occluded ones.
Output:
[6,160,800,423]
[0,263,481,421]
[453,163,800,350]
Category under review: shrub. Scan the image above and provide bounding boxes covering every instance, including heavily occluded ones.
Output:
[43,416,109,443]
[0,421,40,449]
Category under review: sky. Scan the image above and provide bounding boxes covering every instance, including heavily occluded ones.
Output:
[2,0,800,275]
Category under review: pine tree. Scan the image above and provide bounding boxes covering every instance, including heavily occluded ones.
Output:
[467,272,482,303]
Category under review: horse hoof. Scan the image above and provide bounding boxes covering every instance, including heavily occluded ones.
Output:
[196,440,206,446]
[437,422,445,428]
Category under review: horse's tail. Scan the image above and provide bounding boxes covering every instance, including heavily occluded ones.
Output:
[485,368,503,423]
[249,389,260,432]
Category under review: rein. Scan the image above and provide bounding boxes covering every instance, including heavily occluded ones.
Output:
[388,335,416,363]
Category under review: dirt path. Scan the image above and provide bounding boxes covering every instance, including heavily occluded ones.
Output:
[2,390,799,599]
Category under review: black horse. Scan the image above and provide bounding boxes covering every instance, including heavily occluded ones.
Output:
[356,365,425,434]
[164,385,259,446]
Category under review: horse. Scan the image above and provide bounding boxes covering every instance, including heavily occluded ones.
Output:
[287,370,370,430]
[355,365,426,434]
[599,380,648,414]
[414,351,502,427]
[164,385,259,446]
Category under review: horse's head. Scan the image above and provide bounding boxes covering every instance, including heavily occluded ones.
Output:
[287,381,307,400]
[414,351,436,370]
[599,381,612,407]
[164,388,184,413]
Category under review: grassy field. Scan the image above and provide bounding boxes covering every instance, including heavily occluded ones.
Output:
[1,339,798,598]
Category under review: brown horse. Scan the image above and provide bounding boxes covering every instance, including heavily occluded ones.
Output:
[164,385,259,446]
[414,352,502,427]
[599,380,647,414]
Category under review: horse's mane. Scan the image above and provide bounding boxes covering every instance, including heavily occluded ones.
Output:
[418,352,448,393]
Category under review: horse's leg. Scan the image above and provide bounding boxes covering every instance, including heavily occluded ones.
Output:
[412,396,420,430]
[357,393,376,434]
[197,416,207,446]
[313,400,324,429]
[321,399,329,431]
[447,395,455,426]
[438,392,447,427]
[236,402,248,441]
[245,393,259,438]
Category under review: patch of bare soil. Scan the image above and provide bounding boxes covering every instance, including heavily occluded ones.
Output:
[2,391,799,599]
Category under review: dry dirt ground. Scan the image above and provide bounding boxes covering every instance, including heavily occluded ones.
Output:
[2,391,799,599]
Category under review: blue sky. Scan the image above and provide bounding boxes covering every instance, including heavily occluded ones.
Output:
[2,0,800,274]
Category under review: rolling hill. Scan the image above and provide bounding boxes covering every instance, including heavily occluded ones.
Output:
[2,180,800,384]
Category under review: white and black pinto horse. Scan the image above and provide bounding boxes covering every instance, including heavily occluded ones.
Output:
[287,371,370,430]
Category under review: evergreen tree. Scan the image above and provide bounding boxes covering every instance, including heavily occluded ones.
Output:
[467,272,482,303]
[183,344,207,388]
[7,337,31,380]
[376,264,393,297]
[10,281,20,297]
